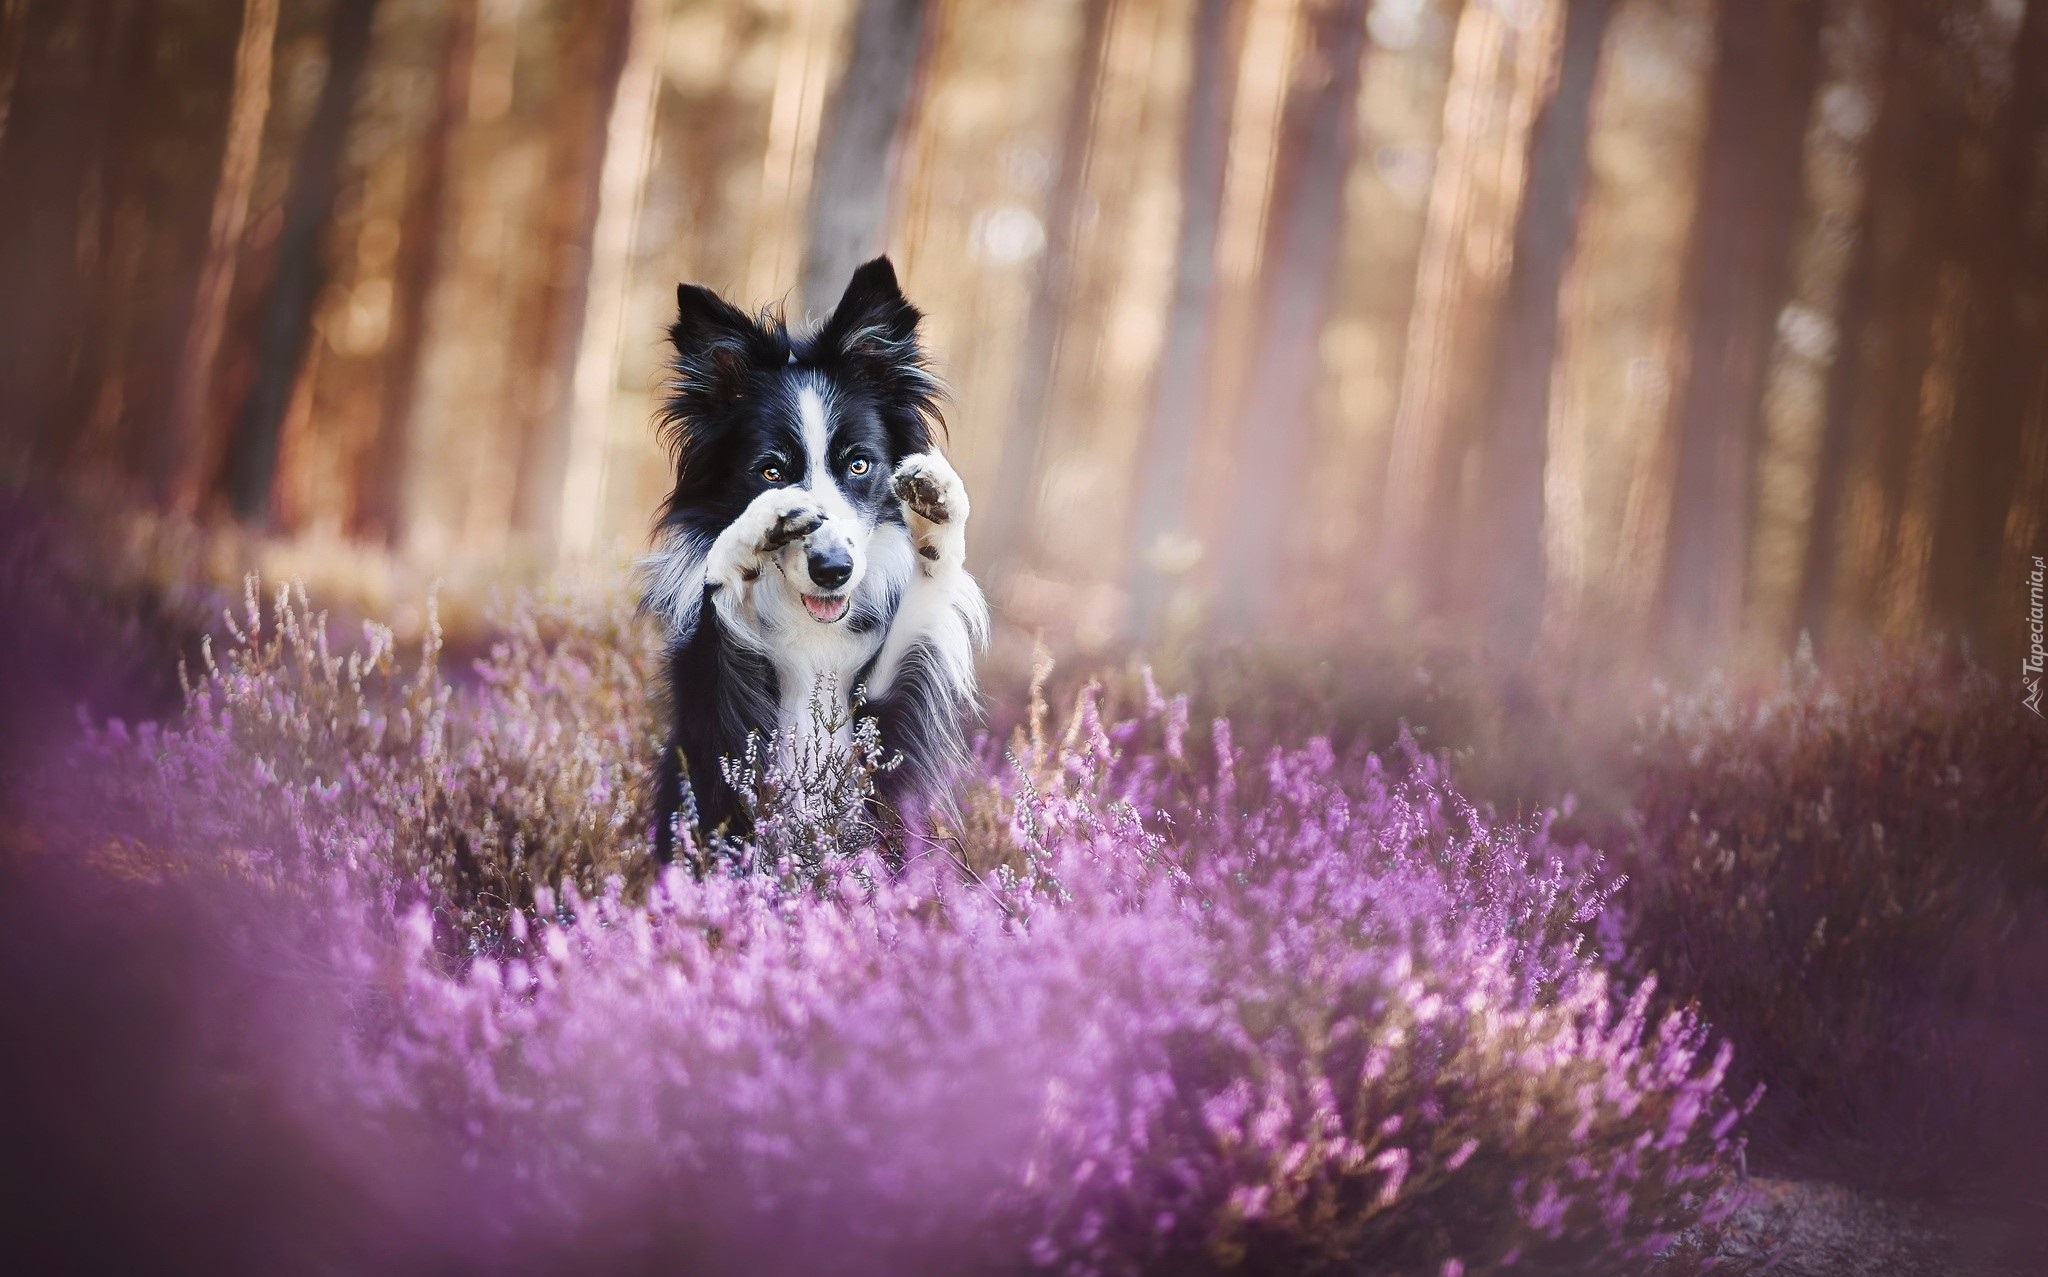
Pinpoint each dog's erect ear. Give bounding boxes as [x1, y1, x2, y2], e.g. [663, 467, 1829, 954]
[819, 258, 920, 353]
[671, 284, 766, 382]
[662, 284, 773, 460]
[671, 283, 777, 399]
[815, 257, 942, 448]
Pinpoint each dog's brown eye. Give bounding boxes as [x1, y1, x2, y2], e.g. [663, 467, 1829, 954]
[848, 457, 871, 476]
[761, 465, 783, 483]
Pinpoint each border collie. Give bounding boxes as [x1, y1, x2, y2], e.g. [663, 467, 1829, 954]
[642, 258, 987, 861]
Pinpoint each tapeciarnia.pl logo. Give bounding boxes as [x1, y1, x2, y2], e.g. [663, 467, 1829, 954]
[2027, 555, 2045, 717]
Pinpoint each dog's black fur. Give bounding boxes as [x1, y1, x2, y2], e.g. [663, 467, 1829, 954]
[644, 259, 986, 861]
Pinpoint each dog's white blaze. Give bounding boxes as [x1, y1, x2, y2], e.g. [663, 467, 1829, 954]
[798, 384, 831, 484]
[795, 380, 862, 532]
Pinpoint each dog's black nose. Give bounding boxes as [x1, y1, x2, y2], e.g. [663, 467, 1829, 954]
[806, 541, 853, 591]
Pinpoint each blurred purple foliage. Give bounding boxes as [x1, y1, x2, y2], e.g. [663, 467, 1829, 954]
[4, 579, 1742, 1275]
[1620, 647, 2048, 1201]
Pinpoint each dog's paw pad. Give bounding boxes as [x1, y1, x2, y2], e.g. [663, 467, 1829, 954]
[764, 499, 825, 550]
[892, 456, 959, 525]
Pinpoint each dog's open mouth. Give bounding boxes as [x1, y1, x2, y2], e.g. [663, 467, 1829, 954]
[802, 593, 850, 623]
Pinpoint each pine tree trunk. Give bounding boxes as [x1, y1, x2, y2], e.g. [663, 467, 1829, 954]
[508, 0, 635, 557]
[0, 0, 31, 151]
[799, 0, 929, 315]
[1926, 0, 2047, 651]
[225, 0, 379, 523]
[1472, 0, 1613, 658]
[0, 1, 136, 483]
[36, 0, 159, 483]
[1796, 1, 1951, 645]
[1379, 0, 1556, 619]
[980, 0, 1117, 588]
[1656, 0, 1824, 660]
[1215, 0, 1370, 631]
[556, 0, 665, 559]
[1127, 0, 1239, 637]
[352, 0, 474, 546]
[166, 0, 278, 512]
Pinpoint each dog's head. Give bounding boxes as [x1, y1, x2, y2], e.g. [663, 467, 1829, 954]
[657, 258, 941, 620]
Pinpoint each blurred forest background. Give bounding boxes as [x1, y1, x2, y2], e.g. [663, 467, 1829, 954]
[0, 0, 2041, 670]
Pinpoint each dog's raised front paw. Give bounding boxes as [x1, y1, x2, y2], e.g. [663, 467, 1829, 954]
[710, 488, 828, 587]
[892, 453, 968, 572]
[892, 453, 967, 527]
[752, 488, 827, 553]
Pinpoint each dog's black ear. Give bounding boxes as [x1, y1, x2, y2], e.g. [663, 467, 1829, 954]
[671, 283, 767, 388]
[663, 284, 773, 457]
[662, 284, 774, 465]
[816, 257, 942, 448]
[819, 258, 919, 350]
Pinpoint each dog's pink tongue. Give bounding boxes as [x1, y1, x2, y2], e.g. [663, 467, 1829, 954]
[803, 594, 849, 622]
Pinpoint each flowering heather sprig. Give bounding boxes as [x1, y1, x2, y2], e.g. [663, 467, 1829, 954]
[48, 581, 1742, 1274]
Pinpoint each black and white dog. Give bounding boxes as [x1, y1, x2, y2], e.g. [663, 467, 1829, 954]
[642, 258, 986, 861]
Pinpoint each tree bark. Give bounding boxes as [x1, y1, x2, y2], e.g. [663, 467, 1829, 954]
[35, 0, 161, 484]
[1796, 1, 1951, 645]
[166, 0, 278, 512]
[556, 0, 665, 558]
[1126, 0, 1239, 637]
[508, 0, 635, 557]
[0, 0, 31, 152]
[1379, 0, 1552, 619]
[1656, 0, 1825, 661]
[1215, 0, 1371, 632]
[1926, 0, 2048, 649]
[798, 0, 929, 316]
[1793, 195, 1874, 646]
[224, 0, 379, 523]
[0, 1, 138, 483]
[352, 0, 474, 546]
[979, 0, 1116, 588]
[1472, 0, 1614, 658]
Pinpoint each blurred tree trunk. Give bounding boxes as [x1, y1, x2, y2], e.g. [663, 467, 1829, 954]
[508, 0, 634, 558]
[36, 0, 157, 484]
[1380, 0, 1554, 621]
[0, 1, 136, 482]
[1473, 0, 1613, 658]
[225, 0, 379, 523]
[1799, 10, 1899, 646]
[1216, 0, 1370, 632]
[980, 0, 1116, 588]
[1127, 0, 1239, 637]
[0, 0, 30, 151]
[1794, 194, 1874, 647]
[1851, 5, 1960, 638]
[557, 0, 665, 558]
[1796, 2, 1949, 646]
[353, 0, 475, 547]
[1656, 0, 1824, 660]
[799, 0, 930, 315]
[166, 0, 278, 513]
[1927, 0, 2047, 652]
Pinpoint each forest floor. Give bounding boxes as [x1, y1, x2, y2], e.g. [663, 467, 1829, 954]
[1690, 1179, 2038, 1277]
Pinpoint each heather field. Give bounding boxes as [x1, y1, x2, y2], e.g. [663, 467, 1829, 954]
[0, 529, 2042, 1277]
[4, 0, 2042, 1270]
